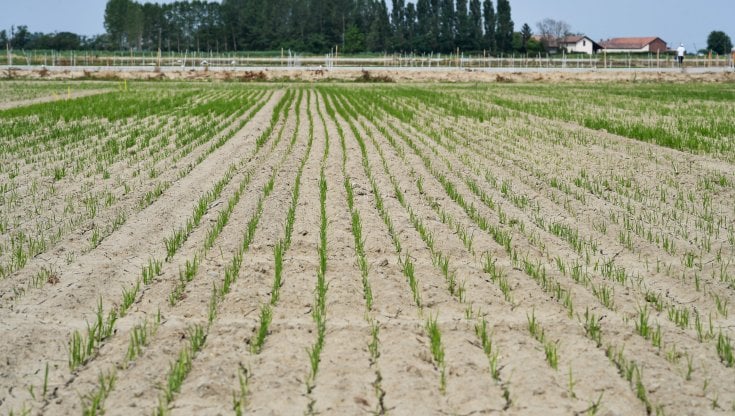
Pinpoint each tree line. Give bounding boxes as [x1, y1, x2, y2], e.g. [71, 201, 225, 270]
[102, 0, 522, 54]
[1, 26, 108, 51]
[5, 0, 732, 55]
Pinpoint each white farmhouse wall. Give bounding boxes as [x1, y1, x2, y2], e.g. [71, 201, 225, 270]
[564, 37, 595, 54]
[603, 47, 647, 53]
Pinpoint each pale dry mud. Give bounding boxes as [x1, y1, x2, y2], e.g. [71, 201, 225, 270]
[52, 91, 289, 414]
[2, 83, 735, 416]
[305, 94, 377, 415]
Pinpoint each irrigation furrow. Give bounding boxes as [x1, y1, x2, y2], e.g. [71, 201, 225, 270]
[456, 92, 735, 258]
[0, 87, 113, 111]
[360, 91, 668, 407]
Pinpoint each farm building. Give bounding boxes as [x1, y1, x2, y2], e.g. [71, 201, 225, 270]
[600, 37, 668, 53]
[562, 36, 602, 54]
[533, 35, 602, 55]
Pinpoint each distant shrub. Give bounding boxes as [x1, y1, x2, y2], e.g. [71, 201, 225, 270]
[239, 71, 268, 82]
[495, 74, 514, 83]
[355, 70, 394, 83]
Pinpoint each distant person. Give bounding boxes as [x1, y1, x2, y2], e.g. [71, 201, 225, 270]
[677, 43, 686, 66]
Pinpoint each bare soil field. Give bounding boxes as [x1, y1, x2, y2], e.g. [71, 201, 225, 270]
[5, 66, 735, 84]
[1, 81, 735, 415]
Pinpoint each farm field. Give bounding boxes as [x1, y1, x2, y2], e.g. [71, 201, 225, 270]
[1, 80, 735, 415]
[0, 81, 114, 110]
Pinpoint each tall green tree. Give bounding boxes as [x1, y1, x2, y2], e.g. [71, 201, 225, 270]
[455, 0, 469, 50]
[286, 0, 309, 49]
[126, 0, 141, 48]
[140, 2, 164, 50]
[525, 37, 543, 54]
[391, 0, 407, 51]
[104, 0, 127, 48]
[482, 0, 496, 53]
[9, 25, 31, 49]
[468, 0, 483, 51]
[222, 0, 255, 50]
[519, 23, 532, 53]
[104, 0, 143, 49]
[366, 0, 390, 51]
[30, 32, 82, 50]
[415, 0, 435, 52]
[102, 0, 521, 54]
[495, 0, 513, 53]
[405, 2, 417, 50]
[707, 30, 733, 55]
[343, 23, 365, 53]
[438, 0, 455, 52]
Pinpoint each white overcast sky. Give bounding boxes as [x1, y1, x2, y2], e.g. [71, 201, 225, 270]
[0, 0, 732, 52]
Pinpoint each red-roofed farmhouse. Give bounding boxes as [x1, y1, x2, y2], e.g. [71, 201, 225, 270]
[600, 37, 668, 53]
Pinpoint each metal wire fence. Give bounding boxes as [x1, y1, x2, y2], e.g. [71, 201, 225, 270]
[2, 50, 734, 70]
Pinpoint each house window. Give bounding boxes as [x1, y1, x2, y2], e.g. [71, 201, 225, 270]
[583, 40, 586, 46]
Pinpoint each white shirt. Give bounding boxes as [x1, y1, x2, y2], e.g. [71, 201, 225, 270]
[677, 46, 685, 57]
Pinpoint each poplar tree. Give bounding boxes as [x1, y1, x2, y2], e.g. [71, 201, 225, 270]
[391, 0, 407, 51]
[104, 0, 143, 49]
[482, 0, 496, 53]
[366, 0, 390, 51]
[100, 0, 519, 54]
[495, 0, 513, 53]
[468, 0, 483, 51]
[455, 0, 469, 50]
[438, 0, 455, 52]
[405, 2, 417, 49]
